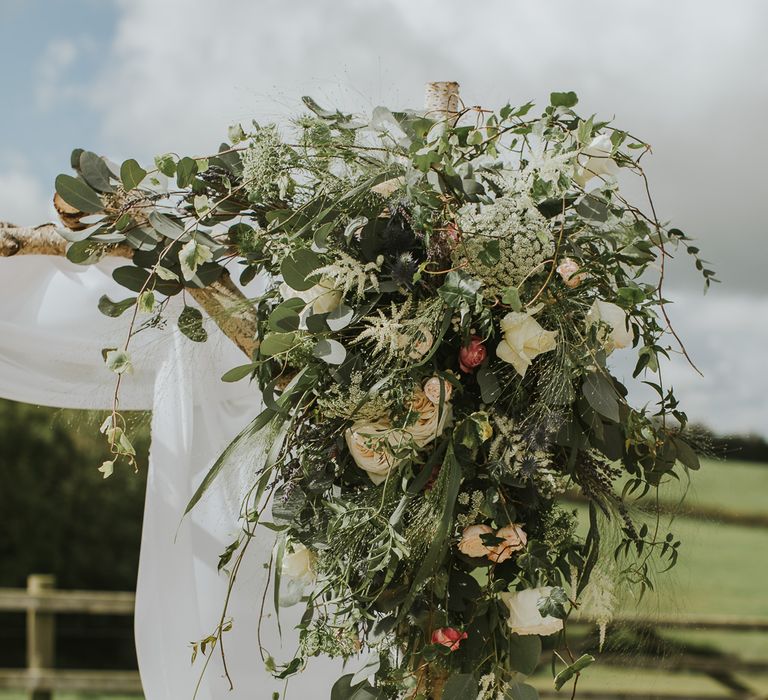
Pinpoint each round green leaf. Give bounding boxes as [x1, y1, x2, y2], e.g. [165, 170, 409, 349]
[280, 249, 322, 291]
[79, 151, 115, 193]
[268, 298, 305, 332]
[55, 174, 104, 213]
[97, 295, 137, 318]
[120, 159, 147, 191]
[260, 332, 298, 357]
[313, 339, 346, 365]
[178, 306, 208, 343]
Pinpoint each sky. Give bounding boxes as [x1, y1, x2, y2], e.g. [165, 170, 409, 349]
[0, 0, 766, 436]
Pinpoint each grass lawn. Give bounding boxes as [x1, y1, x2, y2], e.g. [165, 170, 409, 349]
[538, 457, 768, 695]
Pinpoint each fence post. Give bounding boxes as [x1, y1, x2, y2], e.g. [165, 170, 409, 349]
[26, 574, 55, 700]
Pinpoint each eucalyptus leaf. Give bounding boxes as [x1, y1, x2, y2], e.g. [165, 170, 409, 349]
[120, 159, 147, 191]
[313, 339, 346, 365]
[442, 674, 477, 700]
[178, 306, 208, 342]
[281, 249, 322, 291]
[582, 372, 620, 422]
[55, 174, 103, 213]
[79, 151, 115, 193]
[221, 364, 258, 383]
[97, 295, 136, 318]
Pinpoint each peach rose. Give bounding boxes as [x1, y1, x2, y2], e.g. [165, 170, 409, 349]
[406, 387, 450, 447]
[423, 376, 453, 405]
[345, 421, 407, 485]
[556, 258, 585, 288]
[457, 524, 494, 558]
[488, 524, 527, 563]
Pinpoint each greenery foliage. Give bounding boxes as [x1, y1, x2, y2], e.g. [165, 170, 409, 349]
[52, 90, 715, 698]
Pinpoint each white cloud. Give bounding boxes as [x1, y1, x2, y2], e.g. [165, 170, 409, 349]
[0, 163, 51, 226]
[77, 0, 767, 434]
[36, 38, 79, 109]
[613, 289, 768, 436]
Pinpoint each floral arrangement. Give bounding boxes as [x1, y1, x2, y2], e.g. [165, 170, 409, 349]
[53, 87, 714, 699]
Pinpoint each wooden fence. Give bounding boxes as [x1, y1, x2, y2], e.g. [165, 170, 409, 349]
[0, 575, 141, 699]
[1, 576, 767, 699]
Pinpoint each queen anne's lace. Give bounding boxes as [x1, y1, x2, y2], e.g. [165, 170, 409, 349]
[453, 185, 555, 295]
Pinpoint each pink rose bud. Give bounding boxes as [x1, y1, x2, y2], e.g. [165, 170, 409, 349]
[459, 335, 487, 373]
[556, 258, 585, 288]
[431, 627, 468, 651]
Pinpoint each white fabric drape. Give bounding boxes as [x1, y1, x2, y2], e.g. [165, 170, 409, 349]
[0, 256, 340, 698]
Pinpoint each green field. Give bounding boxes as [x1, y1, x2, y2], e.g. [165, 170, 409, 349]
[2, 458, 766, 699]
[532, 457, 768, 696]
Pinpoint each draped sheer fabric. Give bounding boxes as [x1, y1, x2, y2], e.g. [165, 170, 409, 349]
[0, 256, 339, 698]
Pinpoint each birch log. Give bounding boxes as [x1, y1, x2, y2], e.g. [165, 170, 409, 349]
[0, 221, 259, 358]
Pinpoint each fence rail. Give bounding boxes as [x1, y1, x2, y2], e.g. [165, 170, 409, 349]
[0, 575, 140, 699]
[2, 576, 768, 699]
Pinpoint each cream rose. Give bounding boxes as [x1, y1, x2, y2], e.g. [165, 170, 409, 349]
[345, 421, 406, 485]
[574, 134, 619, 187]
[488, 524, 528, 563]
[500, 587, 564, 636]
[586, 300, 634, 353]
[423, 376, 453, 405]
[397, 326, 434, 360]
[406, 388, 450, 447]
[496, 307, 558, 377]
[457, 524, 494, 558]
[279, 542, 316, 607]
[279, 278, 342, 315]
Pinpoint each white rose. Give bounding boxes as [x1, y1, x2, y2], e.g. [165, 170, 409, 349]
[586, 300, 634, 353]
[345, 421, 406, 485]
[406, 388, 450, 447]
[280, 542, 316, 607]
[496, 307, 558, 378]
[574, 134, 618, 187]
[279, 278, 342, 315]
[500, 587, 564, 636]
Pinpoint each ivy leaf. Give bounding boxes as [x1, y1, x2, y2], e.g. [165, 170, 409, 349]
[120, 159, 147, 191]
[437, 270, 481, 308]
[536, 586, 569, 620]
[97, 460, 114, 479]
[478, 239, 500, 266]
[178, 306, 208, 342]
[477, 365, 501, 403]
[105, 349, 132, 374]
[54, 174, 103, 213]
[193, 194, 211, 217]
[582, 372, 620, 422]
[179, 239, 214, 281]
[97, 294, 136, 318]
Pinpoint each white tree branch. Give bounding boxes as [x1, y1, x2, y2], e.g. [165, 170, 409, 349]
[0, 221, 258, 358]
